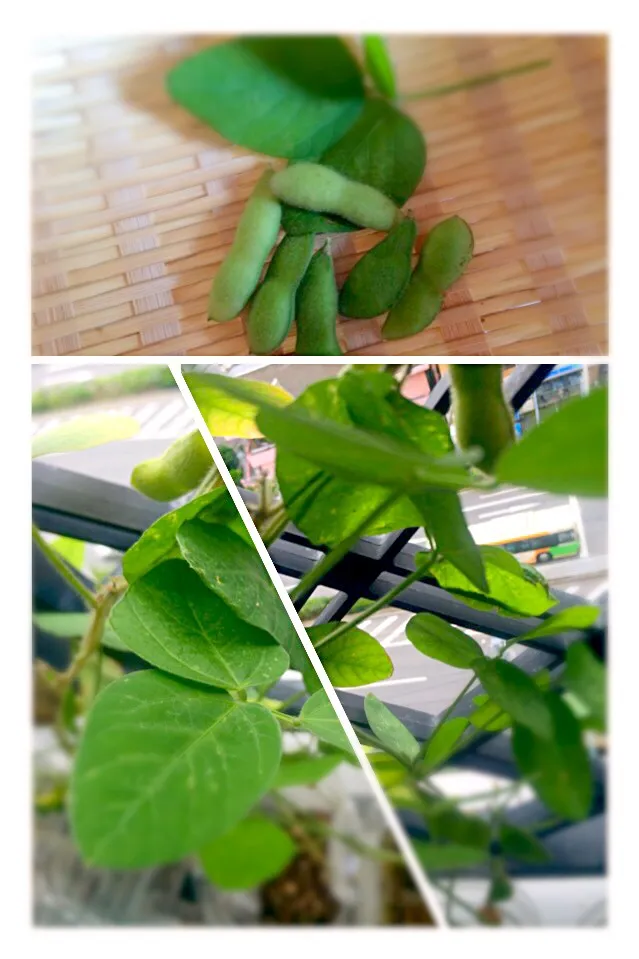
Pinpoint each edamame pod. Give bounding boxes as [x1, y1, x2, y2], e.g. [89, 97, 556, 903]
[270, 163, 398, 233]
[339, 216, 416, 318]
[246, 234, 315, 355]
[131, 430, 213, 502]
[449, 364, 514, 473]
[208, 170, 281, 323]
[383, 215, 473, 340]
[294, 245, 343, 356]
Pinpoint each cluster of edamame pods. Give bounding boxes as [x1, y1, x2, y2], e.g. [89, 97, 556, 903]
[207, 164, 474, 355]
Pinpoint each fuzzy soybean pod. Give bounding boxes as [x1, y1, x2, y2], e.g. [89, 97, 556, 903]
[294, 246, 343, 356]
[246, 234, 315, 355]
[207, 170, 282, 323]
[270, 163, 398, 233]
[130, 430, 213, 502]
[339, 216, 416, 318]
[382, 216, 474, 340]
[450, 364, 515, 474]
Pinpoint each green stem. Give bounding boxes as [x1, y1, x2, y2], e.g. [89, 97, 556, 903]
[401, 58, 552, 102]
[277, 689, 306, 712]
[419, 674, 477, 760]
[194, 465, 223, 498]
[430, 878, 487, 925]
[272, 710, 301, 727]
[32, 523, 96, 610]
[56, 579, 123, 691]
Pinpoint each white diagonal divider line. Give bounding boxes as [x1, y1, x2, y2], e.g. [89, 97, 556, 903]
[170, 363, 447, 929]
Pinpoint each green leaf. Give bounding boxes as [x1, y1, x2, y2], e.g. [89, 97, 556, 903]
[412, 491, 488, 593]
[122, 488, 246, 584]
[512, 692, 593, 820]
[426, 807, 491, 850]
[199, 815, 297, 890]
[473, 659, 552, 739]
[363, 36, 397, 99]
[49, 536, 85, 571]
[489, 863, 514, 903]
[167, 37, 365, 160]
[468, 694, 511, 732]
[414, 842, 489, 871]
[517, 605, 600, 643]
[184, 372, 292, 439]
[405, 613, 484, 669]
[499, 824, 550, 864]
[272, 752, 343, 789]
[363, 693, 420, 765]
[421, 717, 469, 770]
[307, 623, 393, 687]
[70, 670, 282, 868]
[111, 560, 289, 690]
[299, 690, 354, 755]
[32, 414, 139, 458]
[563, 642, 606, 732]
[282, 98, 425, 234]
[425, 545, 557, 617]
[366, 751, 408, 788]
[496, 388, 608, 497]
[177, 519, 306, 671]
[33, 611, 129, 653]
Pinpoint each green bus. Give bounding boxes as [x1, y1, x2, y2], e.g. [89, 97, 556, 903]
[469, 505, 581, 565]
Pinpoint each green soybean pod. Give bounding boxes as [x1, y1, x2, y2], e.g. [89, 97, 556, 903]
[246, 234, 315, 355]
[270, 163, 398, 233]
[130, 430, 213, 502]
[339, 215, 416, 318]
[294, 245, 343, 356]
[207, 170, 282, 323]
[449, 364, 515, 473]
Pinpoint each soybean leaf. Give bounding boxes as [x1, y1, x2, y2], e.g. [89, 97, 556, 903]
[367, 751, 409, 788]
[111, 560, 289, 690]
[363, 36, 397, 99]
[167, 37, 365, 160]
[517, 605, 600, 643]
[364, 693, 420, 765]
[32, 414, 139, 458]
[563, 642, 606, 732]
[122, 488, 247, 584]
[426, 806, 492, 850]
[33, 611, 129, 653]
[177, 519, 306, 671]
[299, 690, 354, 755]
[473, 659, 552, 739]
[499, 824, 550, 864]
[199, 816, 297, 890]
[282, 98, 425, 234]
[414, 842, 489, 871]
[421, 717, 469, 770]
[307, 623, 393, 687]
[405, 613, 484, 669]
[489, 864, 514, 903]
[184, 372, 292, 439]
[272, 752, 343, 789]
[496, 388, 607, 497]
[49, 536, 85, 571]
[70, 670, 282, 868]
[468, 694, 511, 733]
[512, 692, 593, 820]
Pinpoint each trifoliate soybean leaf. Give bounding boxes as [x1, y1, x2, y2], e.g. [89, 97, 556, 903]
[363, 36, 397, 99]
[272, 752, 343, 789]
[282, 98, 425, 234]
[177, 519, 306, 671]
[496, 388, 607, 497]
[367, 751, 409, 788]
[33, 611, 129, 653]
[199, 815, 296, 890]
[499, 824, 550, 864]
[473, 659, 552, 739]
[563, 642, 606, 732]
[184, 373, 292, 439]
[364, 693, 420, 765]
[308, 623, 393, 687]
[70, 670, 282, 868]
[167, 37, 365, 161]
[512, 692, 593, 820]
[414, 842, 489, 871]
[405, 613, 484, 669]
[427, 807, 491, 850]
[32, 414, 139, 458]
[111, 560, 289, 690]
[517, 605, 600, 643]
[299, 690, 355, 755]
[421, 717, 469, 770]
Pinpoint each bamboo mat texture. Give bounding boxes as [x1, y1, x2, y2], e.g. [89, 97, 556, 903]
[32, 35, 607, 357]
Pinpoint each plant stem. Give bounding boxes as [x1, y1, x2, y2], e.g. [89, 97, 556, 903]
[419, 674, 477, 760]
[32, 523, 96, 610]
[55, 578, 124, 692]
[194, 465, 224, 498]
[289, 492, 400, 608]
[401, 59, 551, 102]
[430, 878, 486, 925]
[277, 689, 306, 712]
[272, 709, 301, 727]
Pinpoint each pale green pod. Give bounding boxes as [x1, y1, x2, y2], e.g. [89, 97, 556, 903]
[382, 276, 443, 340]
[339, 215, 416, 318]
[450, 364, 514, 473]
[208, 170, 282, 323]
[270, 163, 398, 232]
[294, 246, 343, 356]
[246, 234, 315, 355]
[131, 431, 213, 502]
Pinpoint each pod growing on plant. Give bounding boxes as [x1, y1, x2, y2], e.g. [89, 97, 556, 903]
[130, 430, 213, 501]
[449, 364, 515, 473]
[294, 244, 343, 356]
[246, 234, 315, 355]
[339, 216, 417, 319]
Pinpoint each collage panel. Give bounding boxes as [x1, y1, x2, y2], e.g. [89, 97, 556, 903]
[31, 363, 439, 927]
[179, 360, 608, 926]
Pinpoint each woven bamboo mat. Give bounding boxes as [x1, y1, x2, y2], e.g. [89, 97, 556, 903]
[32, 35, 607, 357]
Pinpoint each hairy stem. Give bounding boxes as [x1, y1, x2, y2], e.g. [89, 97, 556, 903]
[32, 524, 96, 610]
